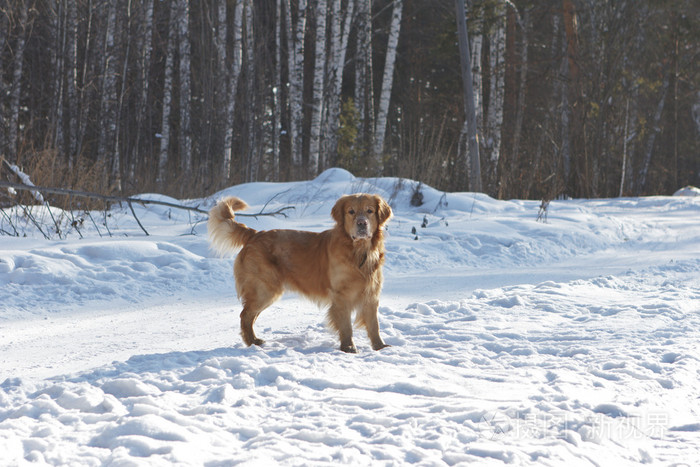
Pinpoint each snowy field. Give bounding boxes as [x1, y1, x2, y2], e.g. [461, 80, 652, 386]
[1, 169, 699, 466]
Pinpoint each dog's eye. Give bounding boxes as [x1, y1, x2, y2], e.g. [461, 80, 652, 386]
[348, 209, 355, 215]
[367, 208, 374, 214]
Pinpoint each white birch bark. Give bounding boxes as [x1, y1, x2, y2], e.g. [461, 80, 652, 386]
[214, 0, 227, 181]
[244, 0, 257, 182]
[50, 1, 65, 153]
[222, 0, 244, 182]
[215, 0, 227, 102]
[619, 98, 630, 197]
[322, 0, 355, 169]
[177, 0, 193, 175]
[470, 18, 483, 140]
[272, 0, 282, 180]
[77, 0, 96, 161]
[287, 0, 307, 177]
[511, 8, 528, 171]
[130, 0, 153, 181]
[485, 6, 505, 188]
[97, 0, 119, 182]
[66, 0, 79, 168]
[0, 10, 8, 157]
[372, 0, 403, 169]
[693, 91, 700, 137]
[455, 0, 482, 192]
[559, 16, 572, 183]
[354, 0, 374, 153]
[7, 2, 29, 161]
[638, 70, 671, 194]
[308, 0, 328, 176]
[157, 2, 178, 186]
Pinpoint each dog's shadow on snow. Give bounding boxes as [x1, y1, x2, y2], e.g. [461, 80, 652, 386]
[60, 337, 344, 386]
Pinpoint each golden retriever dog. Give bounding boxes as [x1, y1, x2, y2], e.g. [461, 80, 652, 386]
[208, 194, 392, 353]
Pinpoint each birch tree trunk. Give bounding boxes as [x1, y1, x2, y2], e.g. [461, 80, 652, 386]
[308, 0, 328, 177]
[0, 9, 8, 158]
[455, 0, 482, 192]
[556, 11, 572, 191]
[322, 0, 355, 169]
[66, 0, 79, 168]
[288, 0, 307, 178]
[470, 16, 483, 143]
[619, 98, 630, 197]
[222, 0, 244, 184]
[157, 1, 178, 186]
[638, 70, 671, 194]
[49, 1, 65, 154]
[272, 0, 282, 180]
[510, 8, 528, 183]
[485, 5, 505, 195]
[97, 0, 119, 186]
[213, 0, 227, 183]
[354, 0, 374, 161]
[7, 2, 29, 162]
[372, 0, 403, 171]
[130, 0, 153, 181]
[77, 0, 96, 161]
[177, 0, 193, 176]
[244, 0, 257, 182]
[561, 0, 579, 192]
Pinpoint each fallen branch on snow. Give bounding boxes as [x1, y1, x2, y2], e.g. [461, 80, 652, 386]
[0, 180, 295, 237]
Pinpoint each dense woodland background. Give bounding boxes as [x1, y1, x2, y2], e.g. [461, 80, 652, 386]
[0, 0, 698, 204]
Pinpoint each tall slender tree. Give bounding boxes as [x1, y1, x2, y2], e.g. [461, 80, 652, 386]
[243, 0, 256, 182]
[222, 0, 244, 184]
[157, 1, 178, 186]
[177, 0, 193, 177]
[65, 0, 79, 169]
[97, 0, 119, 186]
[287, 0, 307, 178]
[354, 0, 374, 163]
[455, 0, 482, 192]
[7, 2, 29, 162]
[308, 0, 328, 176]
[322, 0, 355, 170]
[372, 0, 403, 170]
[484, 3, 505, 195]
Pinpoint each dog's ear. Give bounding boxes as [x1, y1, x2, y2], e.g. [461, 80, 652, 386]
[375, 196, 393, 226]
[331, 197, 347, 226]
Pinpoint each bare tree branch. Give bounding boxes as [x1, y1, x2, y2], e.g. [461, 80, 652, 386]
[0, 181, 295, 219]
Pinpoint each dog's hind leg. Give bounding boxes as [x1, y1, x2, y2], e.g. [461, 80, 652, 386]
[238, 286, 281, 347]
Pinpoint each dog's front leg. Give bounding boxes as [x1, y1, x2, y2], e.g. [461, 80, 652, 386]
[360, 299, 389, 351]
[327, 303, 356, 353]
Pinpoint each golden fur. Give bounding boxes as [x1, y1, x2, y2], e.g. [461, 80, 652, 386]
[208, 194, 392, 353]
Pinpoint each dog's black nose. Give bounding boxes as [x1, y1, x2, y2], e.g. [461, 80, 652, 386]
[357, 218, 368, 228]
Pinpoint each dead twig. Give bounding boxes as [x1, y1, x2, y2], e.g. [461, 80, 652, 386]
[0, 181, 294, 219]
[0, 180, 209, 214]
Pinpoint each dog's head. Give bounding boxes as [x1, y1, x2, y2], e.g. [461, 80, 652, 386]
[331, 194, 392, 241]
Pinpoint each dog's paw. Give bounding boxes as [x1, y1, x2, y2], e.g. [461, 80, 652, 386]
[251, 338, 265, 347]
[372, 343, 391, 351]
[340, 343, 358, 353]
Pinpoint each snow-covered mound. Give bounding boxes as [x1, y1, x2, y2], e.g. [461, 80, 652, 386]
[1, 169, 700, 465]
[673, 185, 700, 196]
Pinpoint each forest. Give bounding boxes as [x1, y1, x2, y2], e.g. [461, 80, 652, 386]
[0, 0, 698, 203]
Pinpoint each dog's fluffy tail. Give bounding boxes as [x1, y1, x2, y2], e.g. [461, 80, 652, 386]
[208, 197, 257, 256]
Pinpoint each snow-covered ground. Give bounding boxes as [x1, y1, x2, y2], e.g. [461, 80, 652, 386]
[1, 168, 699, 466]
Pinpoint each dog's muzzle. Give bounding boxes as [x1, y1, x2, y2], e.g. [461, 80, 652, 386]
[354, 216, 370, 239]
